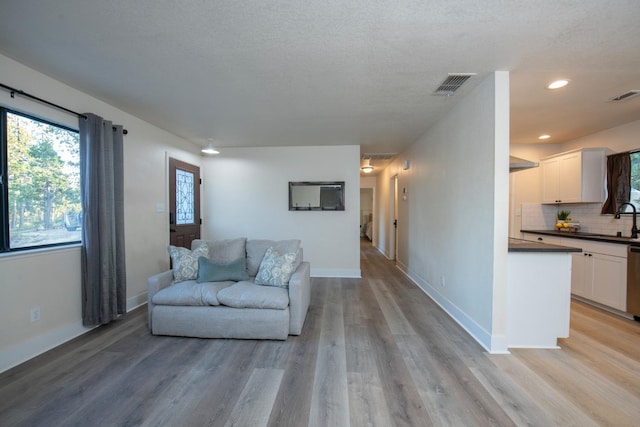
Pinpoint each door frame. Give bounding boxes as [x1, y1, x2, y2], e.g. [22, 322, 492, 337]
[168, 157, 201, 249]
[389, 174, 398, 261]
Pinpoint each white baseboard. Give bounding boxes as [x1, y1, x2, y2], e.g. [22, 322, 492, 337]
[1, 293, 147, 374]
[311, 268, 361, 278]
[0, 320, 94, 374]
[395, 263, 509, 354]
[127, 292, 148, 311]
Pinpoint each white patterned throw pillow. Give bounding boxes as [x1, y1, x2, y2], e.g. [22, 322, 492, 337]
[168, 244, 209, 282]
[255, 247, 298, 289]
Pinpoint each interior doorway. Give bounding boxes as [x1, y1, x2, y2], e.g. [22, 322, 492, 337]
[360, 188, 374, 241]
[168, 157, 201, 249]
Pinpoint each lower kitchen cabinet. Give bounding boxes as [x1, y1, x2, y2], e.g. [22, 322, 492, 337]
[570, 252, 590, 298]
[571, 249, 627, 311]
[522, 232, 563, 245]
[523, 232, 628, 312]
[591, 252, 627, 310]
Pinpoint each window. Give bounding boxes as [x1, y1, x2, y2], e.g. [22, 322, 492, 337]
[631, 151, 640, 210]
[1, 108, 81, 251]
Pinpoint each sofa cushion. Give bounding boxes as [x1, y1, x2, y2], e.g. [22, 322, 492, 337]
[192, 237, 246, 264]
[255, 247, 298, 288]
[152, 280, 235, 306]
[197, 256, 249, 283]
[246, 239, 301, 276]
[216, 281, 289, 310]
[168, 245, 209, 282]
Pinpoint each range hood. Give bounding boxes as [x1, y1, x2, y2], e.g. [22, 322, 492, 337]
[509, 155, 539, 172]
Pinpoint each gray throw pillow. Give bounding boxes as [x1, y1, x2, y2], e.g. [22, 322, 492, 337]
[254, 247, 298, 288]
[192, 237, 247, 264]
[197, 257, 249, 283]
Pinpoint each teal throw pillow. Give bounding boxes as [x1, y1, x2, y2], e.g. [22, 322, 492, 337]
[197, 257, 249, 283]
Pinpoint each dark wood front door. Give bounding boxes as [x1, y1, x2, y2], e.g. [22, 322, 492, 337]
[169, 158, 201, 249]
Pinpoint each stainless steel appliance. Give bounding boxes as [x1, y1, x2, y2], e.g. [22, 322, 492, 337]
[628, 246, 640, 319]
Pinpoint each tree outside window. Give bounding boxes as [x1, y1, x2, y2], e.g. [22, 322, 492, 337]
[4, 111, 80, 250]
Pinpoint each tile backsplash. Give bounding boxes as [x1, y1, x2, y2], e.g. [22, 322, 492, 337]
[521, 202, 635, 237]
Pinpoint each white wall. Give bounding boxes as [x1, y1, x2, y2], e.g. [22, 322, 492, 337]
[201, 145, 361, 278]
[0, 54, 200, 372]
[375, 72, 510, 352]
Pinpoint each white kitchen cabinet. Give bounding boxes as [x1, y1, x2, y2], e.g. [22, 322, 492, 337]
[591, 252, 627, 311]
[522, 232, 563, 245]
[568, 241, 627, 311]
[570, 252, 590, 298]
[523, 232, 628, 311]
[540, 148, 607, 204]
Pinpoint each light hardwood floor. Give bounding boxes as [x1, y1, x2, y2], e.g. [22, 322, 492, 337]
[1, 240, 639, 426]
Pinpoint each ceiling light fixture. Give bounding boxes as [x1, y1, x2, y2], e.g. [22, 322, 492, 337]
[538, 134, 551, 140]
[201, 139, 220, 155]
[546, 79, 569, 90]
[361, 159, 374, 173]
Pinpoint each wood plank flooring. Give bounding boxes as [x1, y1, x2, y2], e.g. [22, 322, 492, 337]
[2, 240, 640, 426]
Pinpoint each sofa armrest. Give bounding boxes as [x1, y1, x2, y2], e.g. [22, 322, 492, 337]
[288, 261, 310, 335]
[147, 270, 173, 329]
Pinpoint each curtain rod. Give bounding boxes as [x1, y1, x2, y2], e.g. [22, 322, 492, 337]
[0, 82, 128, 134]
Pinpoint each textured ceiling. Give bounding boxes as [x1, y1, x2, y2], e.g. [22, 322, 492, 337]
[0, 0, 639, 165]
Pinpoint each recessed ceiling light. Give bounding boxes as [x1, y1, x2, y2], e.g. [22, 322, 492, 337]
[547, 79, 569, 90]
[538, 134, 551, 140]
[202, 139, 220, 155]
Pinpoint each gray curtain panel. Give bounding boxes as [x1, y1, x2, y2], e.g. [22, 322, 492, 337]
[601, 152, 631, 215]
[79, 113, 126, 326]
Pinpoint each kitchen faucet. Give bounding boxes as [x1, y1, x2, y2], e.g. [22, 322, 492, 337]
[615, 202, 638, 239]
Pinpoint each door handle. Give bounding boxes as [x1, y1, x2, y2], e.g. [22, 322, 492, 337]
[169, 212, 175, 225]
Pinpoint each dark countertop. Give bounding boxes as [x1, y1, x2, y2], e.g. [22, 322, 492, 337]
[522, 229, 640, 246]
[508, 238, 582, 253]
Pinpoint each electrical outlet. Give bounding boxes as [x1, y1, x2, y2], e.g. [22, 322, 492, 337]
[440, 276, 446, 287]
[30, 307, 41, 322]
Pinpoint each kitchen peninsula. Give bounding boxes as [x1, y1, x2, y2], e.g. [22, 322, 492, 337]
[507, 238, 581, 349]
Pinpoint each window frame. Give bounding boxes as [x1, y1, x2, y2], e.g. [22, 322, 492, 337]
[0, 107, 81, 253]
[630, 150, 640, 211]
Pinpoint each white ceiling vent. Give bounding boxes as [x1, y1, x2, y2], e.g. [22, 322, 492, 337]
[432, 73, 476, 96]
[609, 90, 640, 102]
[362, 153, 397, 161]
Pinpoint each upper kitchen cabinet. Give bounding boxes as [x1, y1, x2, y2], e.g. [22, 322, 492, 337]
[540, 148, 608, 204]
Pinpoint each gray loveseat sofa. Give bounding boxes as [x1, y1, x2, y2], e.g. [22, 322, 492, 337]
[147, 238, 310, 340]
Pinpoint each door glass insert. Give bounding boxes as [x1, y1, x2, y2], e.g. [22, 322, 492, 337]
[175, 169, 195, 224]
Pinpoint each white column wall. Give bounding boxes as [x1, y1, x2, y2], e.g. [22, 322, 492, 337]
[375, 72, 510, 352]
